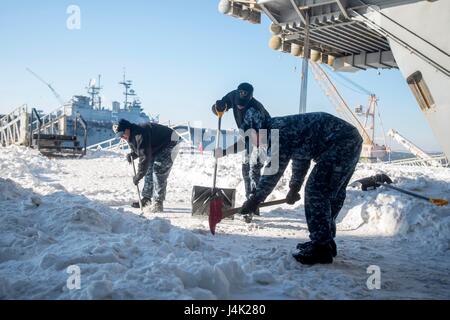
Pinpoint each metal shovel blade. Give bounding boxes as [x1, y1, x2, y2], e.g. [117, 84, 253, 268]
[209, 196, 224, 235]
[351, 173, 393, 191]
[191, 186, 236, 217]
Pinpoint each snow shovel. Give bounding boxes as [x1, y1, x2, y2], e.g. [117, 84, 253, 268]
[131, 159, 144, 216]
[209, 198, 288, 235]
[353, 174, 448, 207]
[191, 111, 236, 221]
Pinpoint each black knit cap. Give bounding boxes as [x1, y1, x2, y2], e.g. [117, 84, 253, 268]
[237, 83, 254, 107]
[113, 119, 132, 136]
[237, 83, 254, 95]
[116, 119, 132, 132]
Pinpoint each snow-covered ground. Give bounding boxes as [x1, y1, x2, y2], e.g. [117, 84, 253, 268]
[0, 145, 449, 299]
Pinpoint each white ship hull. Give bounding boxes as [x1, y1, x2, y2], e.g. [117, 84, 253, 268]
[375, 1, 450, 157]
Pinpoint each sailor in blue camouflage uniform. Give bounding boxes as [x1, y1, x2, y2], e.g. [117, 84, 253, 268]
[212, 83, 271, 215]
[239, 109, 363, 265]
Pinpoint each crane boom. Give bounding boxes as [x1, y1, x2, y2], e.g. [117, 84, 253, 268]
[26, 68, 65, 106]
[310, 61, 372, 143]
[388, 129, 441, 167]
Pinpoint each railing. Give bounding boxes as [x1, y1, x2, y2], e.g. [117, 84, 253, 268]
[87, 137, 120, 151]
[384, 154, 449, 167]
[29, 108, 87, 155]
[76, 113, 88, 155]
[0, 104, 27, 126]
[29, 108, 43, 150]
[86, 121, 227, 156]
[178, 142, 212, 155]
[172, 124, 192, 144]
[30, 105, 69, 136]
[88, 137, 210, 156]
[87, 137, 129, 152]
[87, 122, 194, 152]
[0, 105, 29, 147]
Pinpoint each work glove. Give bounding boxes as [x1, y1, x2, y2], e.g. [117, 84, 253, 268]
[214, 100, 228, 113]
[133, 175, 141, 186]
[213, 147, 226, 159]
[286, 188, 301, 205]
[240, 197, 259, 216]
[126, 153, 134, 164]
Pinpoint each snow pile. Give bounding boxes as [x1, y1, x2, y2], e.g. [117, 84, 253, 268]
[1, 145, 449, 299]
[0, 147, 262, 299]
[0, 176, 256, 299]
[339, 165, 450, 250]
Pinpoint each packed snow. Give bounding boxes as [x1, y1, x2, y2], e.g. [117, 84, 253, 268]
[0, 145, 449, 299]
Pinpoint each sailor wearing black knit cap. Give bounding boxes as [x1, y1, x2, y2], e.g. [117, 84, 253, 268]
[211, 83, 272, 216]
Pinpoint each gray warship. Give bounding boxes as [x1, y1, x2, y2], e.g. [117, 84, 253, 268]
[65, 74, 152, 146]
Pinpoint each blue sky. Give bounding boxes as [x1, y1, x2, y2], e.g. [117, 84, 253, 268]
[0, 0, 441, 151]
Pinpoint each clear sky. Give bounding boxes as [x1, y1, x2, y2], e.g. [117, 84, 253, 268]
[0, 0, 441, 152]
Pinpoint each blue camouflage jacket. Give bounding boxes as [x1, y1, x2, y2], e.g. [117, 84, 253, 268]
[247, 111, 362, 202]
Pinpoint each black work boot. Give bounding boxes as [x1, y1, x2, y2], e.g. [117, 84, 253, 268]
[132, 197, 151, 208]
[243, 214, 253, 223]
[242, 208, 260, 223]
[293, 242, 334, 265]
[296, 239, 337, 258]
[150, 201, 164, 213]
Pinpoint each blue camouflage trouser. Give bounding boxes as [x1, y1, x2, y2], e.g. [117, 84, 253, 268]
[242, 147, 265, 199]
[142, 141, 180, 202]
[304, 135, 363, 245]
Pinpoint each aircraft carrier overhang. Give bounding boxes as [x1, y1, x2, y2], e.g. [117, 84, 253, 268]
[218, 0, 450, 160]
[218, 0, 430, 72]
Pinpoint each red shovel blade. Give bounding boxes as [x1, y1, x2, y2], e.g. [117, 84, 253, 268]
[209, 197, 224, 235]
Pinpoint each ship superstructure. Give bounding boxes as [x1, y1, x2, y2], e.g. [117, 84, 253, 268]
[0, 73, 152, 153]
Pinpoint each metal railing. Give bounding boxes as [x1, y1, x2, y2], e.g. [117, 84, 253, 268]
[178, 142, 212, 155]
[29, 108, 43, 150]
[30, 105, 69, 136]
[87, 137, 210, 157]
[86, 121, 232, 157]
[29, 107, 87, 155]
[0, 105, 29, 147]
[384, 154, 449, 167]
[76, 113, 88, 155]
[87, 122, 194, 152]
[87, 137, 129, 152]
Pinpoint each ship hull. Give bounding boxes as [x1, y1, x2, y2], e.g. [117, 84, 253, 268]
[377, 1, 450, 157]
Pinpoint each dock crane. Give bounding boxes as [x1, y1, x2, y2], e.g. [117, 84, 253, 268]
[26, 68, 65, 106]
[310, 61, 389, 162]
[388, 129, 441, 167]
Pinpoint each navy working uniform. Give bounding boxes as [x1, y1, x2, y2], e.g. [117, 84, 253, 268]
[241, 110, 363, 265]
[212, 83, 271, 202]
[118, 119, 180, 212]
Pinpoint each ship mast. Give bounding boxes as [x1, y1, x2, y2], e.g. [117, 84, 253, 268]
[119, 71, 136, 111]
[86, 75, 102, 110]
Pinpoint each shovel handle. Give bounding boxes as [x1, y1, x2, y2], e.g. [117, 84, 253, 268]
[212, 114, 223, 190]
[132, 160, 144, 216]
[381, 183, 448, 206]
[222, 199, 287, 219]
